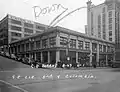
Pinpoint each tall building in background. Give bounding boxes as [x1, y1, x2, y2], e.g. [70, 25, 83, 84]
[86, 0, 116, 42]
[0, 14, 48, 51]
[86, 0, 120, 61]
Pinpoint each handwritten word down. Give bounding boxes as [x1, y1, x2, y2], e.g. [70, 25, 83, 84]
[33, 4, 67, 18]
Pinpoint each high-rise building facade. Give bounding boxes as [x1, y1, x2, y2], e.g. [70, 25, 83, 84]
[86, 0, 118, 42]
[86, 0, 120, 61]
[0, 14, 48, 50]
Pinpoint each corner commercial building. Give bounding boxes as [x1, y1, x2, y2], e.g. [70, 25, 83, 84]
[9, 26, 114, 67]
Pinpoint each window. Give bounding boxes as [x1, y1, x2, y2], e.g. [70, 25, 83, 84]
[11, 32, 21, 37]
[92, 43, 97, 52]
[36, 41, 41, 49]
[24, 34, 30, 37]
[109, 24, 112, 30]
[109, 18, 112, 24]
[109, 31, 112, 36]
[98, 14, 101, 38]
[108, 11, 112, 17]
[78, 40, 83, 49]
[60, 37, 67, 47]
[24, 28, 33, 33]
[107, 46, 110, 52]
[30, 42, 34, 50]
[11, 38, 18, 41]
[26, 43, 29, 51]
[107, 4, 113, 10]
[85, 42, 90, 50]
[11, 25, 22, 31]
[24, 23, 33, 28]
[49, 37, 56, 47]
[91, 12, 94, 36]
[102, 7, 105, 13]
[109, 37, 112, 41]
[99, 44, 102, 52]
[70, 39, 76, 48]
[10, 19, 21, 25]
[36, 25, 45, 30]
[42, 39, 48, 48]
[103, 45, 106, 52]
[36, 31, 42, 33]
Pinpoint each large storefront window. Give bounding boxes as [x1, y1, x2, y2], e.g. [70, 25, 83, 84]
[42, 39, 48, 48]
[30, 42, 34, 50]
[70, 39, 76, 48]
[36, 52, 41, 61]
[49, 37, 56, 47]
[36, 41, 41, 49]
[60, 37, 67, 47]
[103, 45, 106, 52]
[85, 42, 90, 50]
[26, 43, 29, 51]
[78, 40, 83, 49]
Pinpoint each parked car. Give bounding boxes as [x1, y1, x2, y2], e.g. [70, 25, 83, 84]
[31, 60, 42, 68]
[10, 54, 17, 60]
[22, 57, 35, 65]
[5, 52, 11, 58]
[0, 51, 4, 56]
[16, 56, 23, 62]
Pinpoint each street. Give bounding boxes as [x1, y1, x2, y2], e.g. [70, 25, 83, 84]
[0, 56, 120, 92]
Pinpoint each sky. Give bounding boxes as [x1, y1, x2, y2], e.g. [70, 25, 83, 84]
[0, 0, 105, 33]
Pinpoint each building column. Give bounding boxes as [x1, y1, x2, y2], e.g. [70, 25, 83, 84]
[48, 51, 50, 63]
[56, 50, 60, 64]
[56, 33, 60, 47]
[76, 52, 78, 63]
[106, 46, 108, 66]
[34, 52, 36, 61]
[89, 41, 92, 66]
[97, 43, 99, 67]
[41, 52, 43, 62]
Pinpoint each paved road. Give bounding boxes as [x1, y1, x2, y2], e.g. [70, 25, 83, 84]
[0, 56, 120, 92]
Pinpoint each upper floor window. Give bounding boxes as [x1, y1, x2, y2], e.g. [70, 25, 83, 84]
[78, 40, 83, 49]
[42, 39, 48, 48]
[109, 37, 112, 41]
[10, 19, 22, 25]
[24, 28, 33, 33]
[24, 23, 33, 28]
[60, 37, 67, 47]
[109, 24, 112, 30]
[70, 39, 76, 48]
[85, 42, 90, 50]
[109, 18, 112, 24]
[109, 31, 112, 36]
[108, 11, 112, 17]
[102, 7, 105, 13]
[10, 25, 22, 31]
[36, 25, 45, 30]
[11, 32, 21, 37]
[49, 37, 56, 47]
